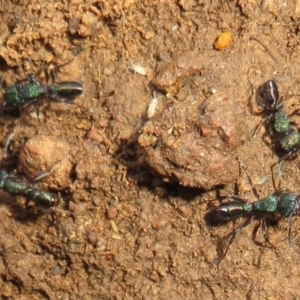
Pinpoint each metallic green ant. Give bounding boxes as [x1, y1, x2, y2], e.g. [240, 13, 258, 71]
[208, 160, 300, 263]
[0, 168, 60, 209]
[258, 80, 300, 161]
[1, 76, 83, 120]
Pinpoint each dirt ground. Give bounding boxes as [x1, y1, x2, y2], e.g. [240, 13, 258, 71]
[1, 0, 300, 299]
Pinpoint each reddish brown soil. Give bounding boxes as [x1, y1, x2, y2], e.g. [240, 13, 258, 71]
[1, 1, 300, 299]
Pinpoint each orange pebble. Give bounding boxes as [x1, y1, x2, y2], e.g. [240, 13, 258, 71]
[214, 31, 232, 50]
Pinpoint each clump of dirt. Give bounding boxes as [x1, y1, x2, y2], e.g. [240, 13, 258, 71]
[1, 1, 300, 299]
[139, 91, 247, 189]
[18, 135, 72, 190]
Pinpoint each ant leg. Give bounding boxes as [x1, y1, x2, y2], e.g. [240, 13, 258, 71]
[217, 217, 253, 263]
[19, 99, 42, 124]
[50, 95, 75, 104]
[246, 72, 255, 114]
[32, 157, 68, 182]
[0, 78, 6, 114]
[278, 145, 300, 163]
[271, 161, 282, 189]
[1, 101, 6, 115]
[36, 106, 41, 124]
[246, 69, 264, 119]
[229, 195, 248, 202]
[289, 121, 299, 128]
[271, 187, 287, 197]
[48, 58, 75, 83]
[253, 113, 273, 138]
[0, 78, 4, 93]
[35, 193, 76, 220]
[34, 99, 44, 125]
[288, 108, 300, 118]
[253, 120, 264, 138]
[252, 220, 261, 245]
[237, 158, 260, 200]
[272, 144, 300, 188]
[261, 218, 275, 248]
[25, 75, 41, 86]
[3, 131, 15, 158]
[287, 213, 294, 248]
[252, 219, 274, 248]
[23, 197, 31, 209]
[20, 98, 38, 109]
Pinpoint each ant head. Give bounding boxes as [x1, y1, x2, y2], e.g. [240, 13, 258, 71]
[258, 80, 280, 111]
